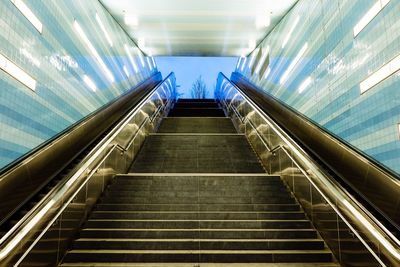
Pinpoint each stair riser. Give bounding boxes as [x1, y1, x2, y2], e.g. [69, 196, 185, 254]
[79, 230, 318, 239]
[63, 252, 332, 263]
[73, 241, 325, 250]
[99, 197, 295, 204]
[95, 204, 301, 211]
[84, 221, 312, 229]
[90, 212, 306, 220]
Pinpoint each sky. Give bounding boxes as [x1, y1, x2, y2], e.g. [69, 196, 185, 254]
[155, 56, 237, 98]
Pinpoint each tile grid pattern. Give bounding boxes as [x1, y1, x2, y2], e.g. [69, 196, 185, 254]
[0, 0, 156, 169]
[237, 0, 400, 174]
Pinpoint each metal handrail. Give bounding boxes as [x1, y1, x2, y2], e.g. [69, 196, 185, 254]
[219, 75, 400, 266]
[0, 72, 175, 264]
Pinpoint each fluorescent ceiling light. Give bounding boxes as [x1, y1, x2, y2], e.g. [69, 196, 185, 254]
[280, 42, 308, 84]
[256, 16, 270, 29]
[73, 20, 115, 82]
[124, 44, 138, 73]
[10, 0, 43, 33]
[83, 75, 97, 91]
[353, 0, 391, 37]
[95, 13, 113, 47]
[255, 46, 270, 74]
[282, 16, 299, 49]
[123, 65, 130, 77]
[248, 39, 256, 50]
[360, 53, 400, 94]
[125, 15, 138, 26]
[298, 76, 312, 93]
[0, 53, 36, 91]
[240, 57, 247, 71]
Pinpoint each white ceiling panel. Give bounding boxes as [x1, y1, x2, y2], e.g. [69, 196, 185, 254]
[100, 0, 297, 56]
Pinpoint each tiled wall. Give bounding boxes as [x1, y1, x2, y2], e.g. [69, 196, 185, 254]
[0, 0, 157, 170]
[236, 0, 400, 174]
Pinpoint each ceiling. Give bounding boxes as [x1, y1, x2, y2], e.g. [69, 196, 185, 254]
[100, 0, 297, 57]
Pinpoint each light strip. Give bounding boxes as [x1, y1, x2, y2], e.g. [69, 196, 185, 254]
[151, 57, 156, 68]
[360, 53, 400, 94]
[0, 53, 36, 91]
[95, 13, 113, 47]
[255, 46, 269, 74]
[353, 0, 391, 37]
[240, 57, 247, 71]
[124, 44, 138, 73]
[83, 75, 96, 91]
[73, 20, 114, 82]
[280, 42, 308, 84]
[123, 65, 130, 77]
[10, 0, 42, 34]
[282, 16, 299, 49]
[298, 76, 312, 93]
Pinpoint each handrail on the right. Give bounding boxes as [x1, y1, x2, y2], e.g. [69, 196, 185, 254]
[217, 72, 400, 267]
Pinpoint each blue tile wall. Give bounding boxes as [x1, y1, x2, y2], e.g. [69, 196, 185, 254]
[237, 0, 400, 174]
[0, 0, 157, 170]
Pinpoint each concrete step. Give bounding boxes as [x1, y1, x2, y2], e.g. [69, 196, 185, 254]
[158, 118, 236, 133]
[94, 203, 302, 212]
[90, 211, 306, 220]
[84, 219, 313, 229]
[63, 249, 333, 263]
[99, 196, 295, 205]
[79, 228, 318, 239]
[173, 102, 220, 108]
[72, 238, 325, 250]
[168, 108, 225, 117]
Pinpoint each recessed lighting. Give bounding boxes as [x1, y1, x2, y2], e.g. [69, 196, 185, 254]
[353, 0, 391, 37]
[360, 53, 400, 94]
[124, 15, 138, 26]
[95, 13, 113, 47]
[124, 44, 138, 73]
[73, 20, 115, 82]
[282, 16, 299, 49]
[298, 76, 312, 93]
[280, 42, 308, 84]
[0, 52, 36, 91]
[83, 75, 97, 91]
[10, 0, 43, 34]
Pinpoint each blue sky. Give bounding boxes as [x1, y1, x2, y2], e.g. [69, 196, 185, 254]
[155, 56, 237, 98]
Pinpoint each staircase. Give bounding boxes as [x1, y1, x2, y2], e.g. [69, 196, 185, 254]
[61, 99, 338, 266]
